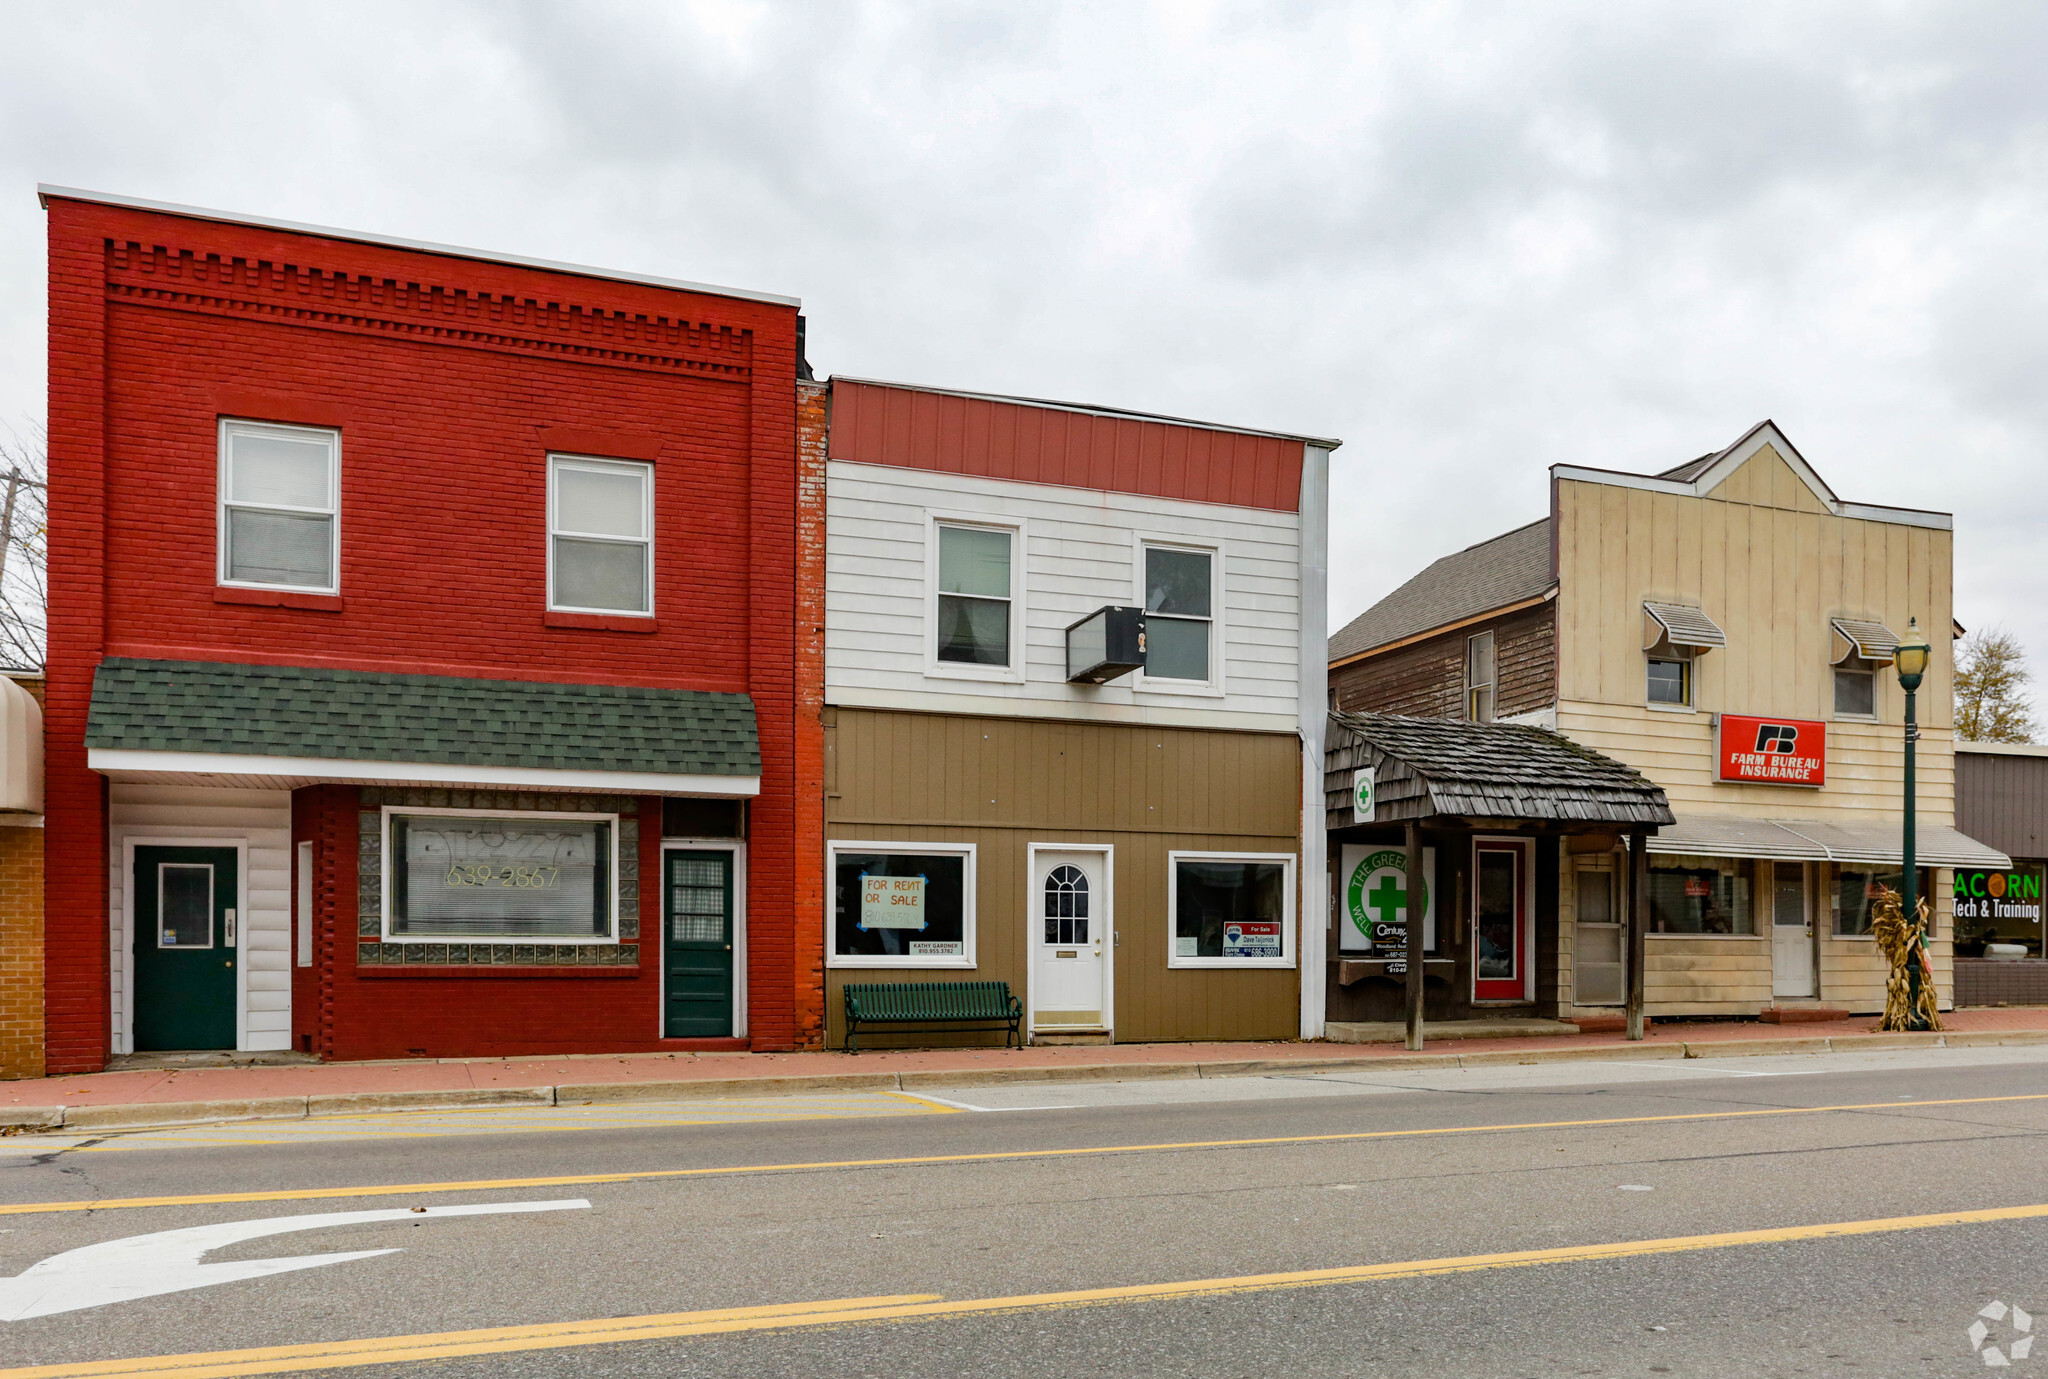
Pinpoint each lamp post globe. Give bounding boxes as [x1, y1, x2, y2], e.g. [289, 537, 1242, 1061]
[1895, 617, 1931, 1029]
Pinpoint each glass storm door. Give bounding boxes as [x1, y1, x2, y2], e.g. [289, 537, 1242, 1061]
[1473, 842, 1526, 1001]
[132, 846, 238, 1051]
[1771, 861, 1817, 998]
[664, 851, 735, 1038]
[1573, 861, 1625, 1006]
[1032, 849, 1108, 1032]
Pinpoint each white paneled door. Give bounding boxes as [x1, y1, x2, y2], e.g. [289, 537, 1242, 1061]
[1031, 847, 1110, 1035]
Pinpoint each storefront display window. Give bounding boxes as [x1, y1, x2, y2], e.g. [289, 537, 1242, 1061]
[829, 844, 973, 966]
[1834, 866, 1913, 937]
[1951, 866, 2044, 955]
[1170, 852, 1294, 966]
[388, 812, 613, 940]
[1648, 855, 1754, 934]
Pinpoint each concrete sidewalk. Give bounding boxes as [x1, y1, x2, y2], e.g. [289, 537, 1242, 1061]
[6, 1007, 2048, 1133]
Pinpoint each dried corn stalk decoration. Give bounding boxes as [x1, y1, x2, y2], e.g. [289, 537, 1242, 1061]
[1871, 885, 1942, 1033]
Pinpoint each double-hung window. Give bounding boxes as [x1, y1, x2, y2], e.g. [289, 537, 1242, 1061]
[1647, 653, 1692, 707]
[1833, 661, 1877, 717]
[219, 420, 339, 592]
[549, 456, 653, 615]
[1142, 545, 1214, 683]
[1466, 631, 1496, 722]
[935, 523, 1014, 667]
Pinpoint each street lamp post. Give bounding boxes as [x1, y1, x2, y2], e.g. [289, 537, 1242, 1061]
[1895, 618, 1932, 1031]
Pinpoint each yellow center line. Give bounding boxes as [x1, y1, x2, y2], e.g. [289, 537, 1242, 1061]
[5, 1090, 2043, 1218]
[8, 1200, 2048, 1378]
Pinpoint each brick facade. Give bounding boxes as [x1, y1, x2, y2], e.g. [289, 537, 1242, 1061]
[1329, 601, 1556, 721]
[45, 194, 805, 1069]
[792, 379, 829, 1048]
[0, 676, 43, 1079]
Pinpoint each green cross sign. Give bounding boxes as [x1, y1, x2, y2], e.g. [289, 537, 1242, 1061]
[1367, 873, 1406, 925]
[1345, 848, 1431, 952]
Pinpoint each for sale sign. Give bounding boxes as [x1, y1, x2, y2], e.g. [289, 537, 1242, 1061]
[1716, 714, 1826, 787]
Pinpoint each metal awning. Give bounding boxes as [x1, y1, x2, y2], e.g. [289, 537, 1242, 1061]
[0, 676, 41, 814]
[1831, 618, 1899, 666]
[1647, 813, 2010, 869]
[1643, 602, 1726, 651]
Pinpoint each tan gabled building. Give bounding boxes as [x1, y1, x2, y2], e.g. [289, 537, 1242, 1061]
[1329, 421, 2009, 1022]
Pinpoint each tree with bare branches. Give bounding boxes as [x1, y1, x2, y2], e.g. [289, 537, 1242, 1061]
[1955, 626, 2036, 744]
[0, 425, 44, 673]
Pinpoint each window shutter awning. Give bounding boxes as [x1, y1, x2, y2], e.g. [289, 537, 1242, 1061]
[1642, 601, 1726, 652]
[1831, 618, 1899, 666]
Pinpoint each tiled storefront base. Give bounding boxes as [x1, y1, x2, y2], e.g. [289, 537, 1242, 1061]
[1955, 957, 2048, 1007]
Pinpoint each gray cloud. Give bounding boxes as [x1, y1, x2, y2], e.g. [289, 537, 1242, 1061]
[1, 0, 2044, 708]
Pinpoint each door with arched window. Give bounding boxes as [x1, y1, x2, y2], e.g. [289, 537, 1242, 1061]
[1031, 847, 1111, 1036]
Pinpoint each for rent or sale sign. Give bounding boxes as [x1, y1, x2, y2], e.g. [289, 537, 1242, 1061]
[1715, 714, 1826, 786]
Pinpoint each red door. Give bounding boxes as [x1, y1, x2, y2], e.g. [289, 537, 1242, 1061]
[1473, 842, 1526, 1001]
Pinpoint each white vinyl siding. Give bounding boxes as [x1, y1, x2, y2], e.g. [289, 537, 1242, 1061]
[107, 784, 293, 1054]
[825, 462, 1301, 729]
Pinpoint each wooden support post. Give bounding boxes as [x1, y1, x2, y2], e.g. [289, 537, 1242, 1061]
[1626, 830, 1648, 1041]
[1404, 820, 1425, 1052]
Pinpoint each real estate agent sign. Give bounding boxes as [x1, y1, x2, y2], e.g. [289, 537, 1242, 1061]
[1339, 844, 1436, 954]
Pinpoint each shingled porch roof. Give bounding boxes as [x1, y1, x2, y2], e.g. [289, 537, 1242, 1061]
[1324, 710, 1674, 829]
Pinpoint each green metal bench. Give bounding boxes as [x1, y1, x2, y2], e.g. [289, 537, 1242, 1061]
[842, 980, 1022, 1053]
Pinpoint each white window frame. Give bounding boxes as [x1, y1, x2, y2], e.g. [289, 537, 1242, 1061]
[925, 516, 1026, 684]
[547, 454, 655, 617]
[1466, 630, 1497, 723]
[826, 839, 978, 969]
[1831, 661, 1880, 722]
[1134, 537, 1225, 697]
[217, 418, 341, 594]
[379, 805, 621, 945]
[1166, 849, 1297, 970]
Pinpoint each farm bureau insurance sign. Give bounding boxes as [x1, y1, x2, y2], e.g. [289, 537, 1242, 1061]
[1716, 713, 1826, 786]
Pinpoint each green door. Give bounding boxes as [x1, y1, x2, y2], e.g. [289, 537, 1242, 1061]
[132, 846, 239, 1051]
[664, 851, 734, 1038]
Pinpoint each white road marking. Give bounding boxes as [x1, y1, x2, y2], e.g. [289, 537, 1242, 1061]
[897, 1091, 1084, 1113]
[0, 1199, 589, 1320]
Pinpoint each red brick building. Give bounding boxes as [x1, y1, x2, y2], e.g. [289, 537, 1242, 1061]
[42, 187, 820, 1070]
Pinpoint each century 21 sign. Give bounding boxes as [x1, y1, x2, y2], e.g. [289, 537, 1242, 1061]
[1715, 713, 1827, 787]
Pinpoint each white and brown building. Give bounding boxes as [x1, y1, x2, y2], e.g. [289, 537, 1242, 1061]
[820, 379, 1336, 1044]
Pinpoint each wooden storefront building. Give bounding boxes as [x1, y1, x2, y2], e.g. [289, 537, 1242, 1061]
[1324, 712, 1672, 1028]
[1329, 420, 2009, 1021]
[1953, 742, 2048, 1007]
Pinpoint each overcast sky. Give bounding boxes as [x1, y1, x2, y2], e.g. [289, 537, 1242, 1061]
[3, 2, 2045, 714]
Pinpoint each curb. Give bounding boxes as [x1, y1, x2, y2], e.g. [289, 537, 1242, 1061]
[9, 1027, 2048, 1134]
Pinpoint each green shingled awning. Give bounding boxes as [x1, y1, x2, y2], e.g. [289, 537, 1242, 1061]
[85, 658, 760, 791]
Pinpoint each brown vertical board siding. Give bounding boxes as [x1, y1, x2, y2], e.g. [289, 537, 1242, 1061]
[823, 709, 1302, 1047]
[1955, 753, 2048, 860]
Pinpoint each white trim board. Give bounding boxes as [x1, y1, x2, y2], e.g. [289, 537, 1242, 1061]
[89, 749, 759, 798]
[1551, 421, 1951, 531]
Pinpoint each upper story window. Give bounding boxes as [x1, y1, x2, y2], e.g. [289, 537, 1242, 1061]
[1143, 545, 1214, 683]
[219, 420, 339, 593]
[1465, 630, 1496, 722]
[1647, 653, 1692, 707]
[1829, 619, 1896, 720]
[1833, 662, 1877, 717]
[549, 456, 652, 615]
[935, 523, 1014, 666]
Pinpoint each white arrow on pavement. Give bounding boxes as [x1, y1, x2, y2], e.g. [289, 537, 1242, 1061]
[0, 1198, 591, 1321]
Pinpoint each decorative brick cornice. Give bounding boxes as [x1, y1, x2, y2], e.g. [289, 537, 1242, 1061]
[104, 240, 751, 380]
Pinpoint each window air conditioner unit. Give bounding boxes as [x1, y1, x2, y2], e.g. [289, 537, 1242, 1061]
[1065, 606, 1147, 684]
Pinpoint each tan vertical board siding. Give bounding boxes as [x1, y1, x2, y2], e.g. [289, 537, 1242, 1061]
[1554, 443, 1956, 1015]
[824, 709, 1301, 1047]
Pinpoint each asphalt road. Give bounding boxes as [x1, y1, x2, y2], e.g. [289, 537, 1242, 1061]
[4, 1046, 2048, 1377]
